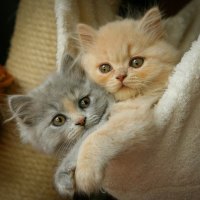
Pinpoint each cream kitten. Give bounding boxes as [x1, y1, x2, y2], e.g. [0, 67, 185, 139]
[77, 7, 180, 101]
[72, 7, 181, 195]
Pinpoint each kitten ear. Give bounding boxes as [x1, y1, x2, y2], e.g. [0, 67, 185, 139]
[139, 7, 164, 40]
[77, 23, 97, 51]
[8, 95, 36, 126]
[62, 54, 74, 66]
[60, 54, 74, 74]
[59, 53, 86, 80]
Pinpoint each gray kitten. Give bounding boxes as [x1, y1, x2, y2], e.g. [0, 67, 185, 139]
[8, 55, 114, 197]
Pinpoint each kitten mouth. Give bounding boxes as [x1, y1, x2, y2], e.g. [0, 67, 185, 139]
[121, 84, 127, 88]
[119, 84, 129, 90]
[117, 84, 134, 94]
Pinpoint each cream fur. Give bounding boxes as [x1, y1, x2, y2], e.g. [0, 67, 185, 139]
[103, 33, 200, 200]
[75, 7, 181, 194]
[75, 95, 159, 193]
[55, 0, 200, 199]
[78, 8, 180, 101]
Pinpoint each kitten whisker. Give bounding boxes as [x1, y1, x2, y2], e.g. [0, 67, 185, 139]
[3, 114, 16, 124]
[56, 139, 76, 158]
[55, 142, 68, 157]
[68, 129, 80, 140]
[61, 141, 74, 155]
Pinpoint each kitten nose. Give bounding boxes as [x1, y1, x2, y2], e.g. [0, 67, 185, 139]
[116, 74, 127, 82]
[75, 117, 86, 126]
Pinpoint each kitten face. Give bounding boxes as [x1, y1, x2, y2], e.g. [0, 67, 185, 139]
[8, 59, 113, 154]
[77, 7, 180, 100]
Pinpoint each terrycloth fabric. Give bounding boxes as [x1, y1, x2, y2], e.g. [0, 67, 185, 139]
[55, 0, 200, 199]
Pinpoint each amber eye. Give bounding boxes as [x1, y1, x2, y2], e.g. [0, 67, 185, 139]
[99, 64, 112, 73]
[129, 57, 144, 68]
[79, 96, 90, 109]
[52, 114, 66, 126]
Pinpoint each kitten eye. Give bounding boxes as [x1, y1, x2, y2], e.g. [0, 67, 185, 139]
[129, 57, 144, 68]
[52, 114, 66, 126]
[99, 63, 112, 73]
[79, 96, 90, 109]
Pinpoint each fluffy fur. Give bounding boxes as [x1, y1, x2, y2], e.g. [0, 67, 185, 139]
[8, 56, 113, 154]
[8, 56, 114, 197]
[73, 7, 181, 195]
[77, 7, 180, 101]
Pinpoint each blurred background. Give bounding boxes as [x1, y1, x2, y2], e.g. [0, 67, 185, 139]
[0, 0, 190, 66]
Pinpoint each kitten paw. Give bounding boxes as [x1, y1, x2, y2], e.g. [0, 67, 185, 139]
[75, 160, 103, 194]
[55, 164, 76, 198]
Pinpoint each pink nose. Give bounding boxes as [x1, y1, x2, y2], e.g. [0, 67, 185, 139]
[75, 117, 86, 126]
[116, 74, 127, 82]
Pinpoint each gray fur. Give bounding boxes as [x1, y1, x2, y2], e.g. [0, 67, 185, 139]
[8, 55, 114, 155]
[8, 55, 114, 198]
[8, 56, 114, 197]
